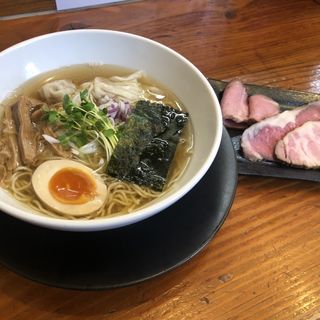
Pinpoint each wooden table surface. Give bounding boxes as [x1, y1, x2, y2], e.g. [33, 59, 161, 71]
[1, 0, 320, 319]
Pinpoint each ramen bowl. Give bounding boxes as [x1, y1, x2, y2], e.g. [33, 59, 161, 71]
[0, 29, 222, 231]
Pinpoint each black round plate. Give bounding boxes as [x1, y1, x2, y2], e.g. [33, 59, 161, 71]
[0, 128, 237, 290]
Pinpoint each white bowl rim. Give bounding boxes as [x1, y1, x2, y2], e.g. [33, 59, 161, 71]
[0, 29, 223, 232]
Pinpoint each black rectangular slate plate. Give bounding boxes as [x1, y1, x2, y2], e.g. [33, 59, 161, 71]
[209, 78, 320, 183]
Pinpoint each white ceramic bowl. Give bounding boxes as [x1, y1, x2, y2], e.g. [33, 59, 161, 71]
[0, 29, 222, 231]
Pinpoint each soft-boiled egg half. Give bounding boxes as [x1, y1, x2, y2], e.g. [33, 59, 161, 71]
[32, 159, 107, 216]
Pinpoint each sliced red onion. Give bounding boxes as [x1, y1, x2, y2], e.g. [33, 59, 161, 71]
[99, 98, 132, 123]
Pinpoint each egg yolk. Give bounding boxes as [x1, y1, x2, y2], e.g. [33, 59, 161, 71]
[49, 167, 97, 204]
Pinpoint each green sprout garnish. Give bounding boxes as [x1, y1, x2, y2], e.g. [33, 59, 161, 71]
[43, 89, 118, 162]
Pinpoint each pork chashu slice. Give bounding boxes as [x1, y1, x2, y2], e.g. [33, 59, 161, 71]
[275, 121, 320, 168]
[241, 101, 320, 161]
[12, 96, 45, 166]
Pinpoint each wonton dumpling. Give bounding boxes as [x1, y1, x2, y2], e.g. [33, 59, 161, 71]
[81, 70, 146, 104]
[39, 80, 76, 103]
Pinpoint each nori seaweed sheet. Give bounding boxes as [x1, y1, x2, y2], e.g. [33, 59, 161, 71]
[107, 100, 188, 191]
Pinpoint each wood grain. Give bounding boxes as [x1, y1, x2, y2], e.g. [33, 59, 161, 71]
[1, 0, 320, 319]
[0, 0, 56, 17]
